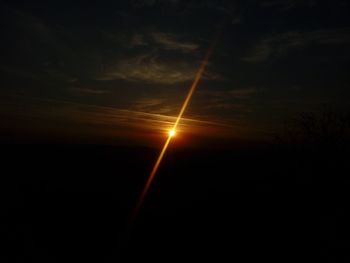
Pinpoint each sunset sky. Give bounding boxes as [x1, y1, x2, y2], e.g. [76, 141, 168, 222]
[1, 0, 349, 145]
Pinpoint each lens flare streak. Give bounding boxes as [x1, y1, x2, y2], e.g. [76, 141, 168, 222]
[131, 135, 172, 221]
[131, 27, 222, 222]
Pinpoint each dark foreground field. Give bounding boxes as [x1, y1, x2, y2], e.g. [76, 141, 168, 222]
[1, 143, 349, 262]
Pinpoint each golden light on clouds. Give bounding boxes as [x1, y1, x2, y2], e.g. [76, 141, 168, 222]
[3, 95, 235, 140]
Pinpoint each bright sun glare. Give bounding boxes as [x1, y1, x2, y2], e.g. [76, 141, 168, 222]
[169, 129, 176, 137]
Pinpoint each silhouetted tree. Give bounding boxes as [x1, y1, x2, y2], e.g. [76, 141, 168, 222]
[274, 106, 350, 153]
[272, 106, 349, 184]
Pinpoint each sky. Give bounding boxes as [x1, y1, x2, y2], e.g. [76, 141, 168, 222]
[1, 0, 350, 146]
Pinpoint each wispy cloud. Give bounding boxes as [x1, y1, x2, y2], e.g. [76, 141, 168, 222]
[96, 54, 198, 84]
[196, 88, 257, 117]
[128, 31, 200, 52]
[131, 97, 174, 114]
[242, 28, 350, 62]
[199, 88, 258, 100]
[241, 41, 271, 63]
[130, 33, 148, 47]
[69, 87, 111, 95]
[1, 96, 232, 136]
[151, 32, 199, 53]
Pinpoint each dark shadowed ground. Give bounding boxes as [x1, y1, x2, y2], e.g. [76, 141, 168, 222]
[1, 142, 349, 262]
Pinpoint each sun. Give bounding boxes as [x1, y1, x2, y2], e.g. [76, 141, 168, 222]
[169, 129, 176, 137]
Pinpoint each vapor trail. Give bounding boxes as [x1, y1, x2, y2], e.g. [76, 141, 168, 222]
[131, 26, 223, 222]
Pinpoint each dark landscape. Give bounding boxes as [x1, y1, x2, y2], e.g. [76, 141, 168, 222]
[2, 133, 349, 261]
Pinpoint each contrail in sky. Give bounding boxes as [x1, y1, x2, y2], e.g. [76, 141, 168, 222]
[131, 24, 224, 222]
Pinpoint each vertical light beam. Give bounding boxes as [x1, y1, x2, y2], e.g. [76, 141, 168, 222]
[131, 26, 223, 222]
